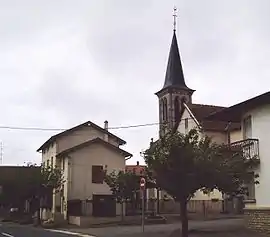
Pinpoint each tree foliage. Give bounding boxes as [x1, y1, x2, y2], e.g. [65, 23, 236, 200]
[0, 163, 64, 219]
[104, 170, 140, 221]
[143, 129, 259, 237]
[104, 170, 140, 203]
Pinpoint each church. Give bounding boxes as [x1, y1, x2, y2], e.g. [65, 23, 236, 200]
[155, 29, 240, 143]
[153, 27, 243, 209]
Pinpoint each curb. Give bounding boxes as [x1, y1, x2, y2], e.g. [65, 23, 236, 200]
[47, 229, 96, 237]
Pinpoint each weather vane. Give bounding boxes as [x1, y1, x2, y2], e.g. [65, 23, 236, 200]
[173, 6, 177, 32]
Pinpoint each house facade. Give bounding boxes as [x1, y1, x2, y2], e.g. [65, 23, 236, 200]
[37, 120, 132, 221]
[207, 92, 270, 232]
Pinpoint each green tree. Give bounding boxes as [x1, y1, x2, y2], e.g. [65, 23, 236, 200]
[104, 170, 140, 221]
[26, 164, 64, 225]
[143, 129, 258, 237]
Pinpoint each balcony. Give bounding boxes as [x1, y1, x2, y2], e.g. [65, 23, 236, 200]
[230, 138, 259, 160]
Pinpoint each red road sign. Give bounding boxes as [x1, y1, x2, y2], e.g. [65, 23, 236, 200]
[140, 177, 146, 189]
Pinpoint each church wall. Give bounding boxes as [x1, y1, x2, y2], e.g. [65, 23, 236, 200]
[204, 131, 227, 144]
[230, 130, 242, 143]
[177, 108, 199, 134]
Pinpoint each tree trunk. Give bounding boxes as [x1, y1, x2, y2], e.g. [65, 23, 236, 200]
[180, 199, 188, 237]
[157, 189, 160, 214]
[121, 201, 124, 222]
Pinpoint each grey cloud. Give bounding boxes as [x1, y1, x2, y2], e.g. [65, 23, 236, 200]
[1, 0, 270, 165]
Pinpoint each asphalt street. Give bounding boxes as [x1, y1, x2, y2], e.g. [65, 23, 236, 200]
[0, 223, 94, 237]
[0, 218, 244, 237]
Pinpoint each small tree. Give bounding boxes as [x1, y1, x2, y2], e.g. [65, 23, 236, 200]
[104, 170, 140, 221]
[27, 164, 64, 225]
[143, 129, 258, 237]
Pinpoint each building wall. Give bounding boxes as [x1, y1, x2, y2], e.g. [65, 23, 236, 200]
[243, 104, 270, 207]
[57, 125, 119, 154]
[204, 131, 227, 144]
[41, 142, 57, 167]
[177, 108, 199, 134]
[67, 143, 126, 200]
[230, 130, 242, 143]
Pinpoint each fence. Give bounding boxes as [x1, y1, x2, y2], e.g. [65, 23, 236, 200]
[69, 198, 243, 217]
[126, 199, 225, 215]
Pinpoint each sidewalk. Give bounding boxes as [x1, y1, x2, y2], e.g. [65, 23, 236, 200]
[66, 213, 243, 228]
[170, 228, 267, 237]
[54, 218, 248, 237]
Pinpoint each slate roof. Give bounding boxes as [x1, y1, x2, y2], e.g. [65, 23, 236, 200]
[156, 32, 194, 95]
[207, 91, 270, 122]
[37, 121, 126, 152]
[56, 137, 132, 158]
[189, 104, 241, 132]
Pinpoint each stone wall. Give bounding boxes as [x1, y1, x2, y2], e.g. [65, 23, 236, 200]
[245, 207, 270, 234]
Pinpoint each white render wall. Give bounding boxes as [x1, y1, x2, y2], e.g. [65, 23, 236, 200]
[245, 104, 270, 207]
[177, 108, 199, 134]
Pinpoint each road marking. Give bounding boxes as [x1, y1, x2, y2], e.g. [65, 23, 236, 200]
[1, 233, 14, 237]
[47, 229, 96, 237]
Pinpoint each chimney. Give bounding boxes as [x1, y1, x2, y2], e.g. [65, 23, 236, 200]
[136, 161, 139, 166]
[104, 120, 109, 142]
[104, 120, 108, 130]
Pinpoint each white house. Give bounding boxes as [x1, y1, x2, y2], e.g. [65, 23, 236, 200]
[207, 91, 270, 232]
[37, 120, 132, 224]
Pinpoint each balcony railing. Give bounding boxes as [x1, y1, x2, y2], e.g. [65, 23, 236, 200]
[230, 138, 259, 160]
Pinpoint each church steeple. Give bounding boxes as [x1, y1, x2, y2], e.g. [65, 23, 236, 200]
[162, 31, 190, 90]
[156, 7, 195, 136]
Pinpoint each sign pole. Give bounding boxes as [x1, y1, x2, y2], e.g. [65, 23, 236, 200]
[142, 189, 145, 232]
[140, 177, 146, 233]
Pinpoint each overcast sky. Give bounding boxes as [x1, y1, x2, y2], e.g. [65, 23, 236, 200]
[0, 0, 270, 165]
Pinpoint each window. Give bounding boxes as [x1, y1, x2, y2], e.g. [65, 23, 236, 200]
[62, 158, 65, 171]
[92, 165, 104, 184]
[243, 115, 252, 139]
[51, 157, 53, 167]
[244, 172, 255, 200]
[185, 118, 188, 133]
[162, 98, 168, 122]
[174, 97, 180, 122]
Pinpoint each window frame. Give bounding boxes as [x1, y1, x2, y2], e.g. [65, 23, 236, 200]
[243, 115, 252, 139]
[92, 165, 104, 184]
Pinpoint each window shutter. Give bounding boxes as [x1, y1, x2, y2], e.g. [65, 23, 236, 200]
[92, 165, 104, 184]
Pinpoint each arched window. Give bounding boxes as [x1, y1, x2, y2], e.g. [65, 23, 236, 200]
[174, 96, 180, 122]
[161, 99, 165, 121]
[163, 98, 168, 121]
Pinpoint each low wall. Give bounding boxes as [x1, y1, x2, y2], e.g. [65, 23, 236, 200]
[126, 199, 224, 215]
[244, 207, 270, 234]
[159, 200, 223, 214]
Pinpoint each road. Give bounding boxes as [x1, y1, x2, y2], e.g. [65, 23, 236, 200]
[0, 218, 244, 237]
[0, 222, 94, 237]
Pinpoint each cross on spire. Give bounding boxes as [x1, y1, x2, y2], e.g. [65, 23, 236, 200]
[173, 6, 177, 32]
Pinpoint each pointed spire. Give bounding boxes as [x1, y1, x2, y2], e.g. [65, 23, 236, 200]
[162, 31, 189, 89]
[155, 7, 194, 96]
